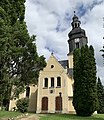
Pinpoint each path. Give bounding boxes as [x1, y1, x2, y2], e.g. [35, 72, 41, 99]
[0, 114, 41, 120]
[18, 114, 40, 120]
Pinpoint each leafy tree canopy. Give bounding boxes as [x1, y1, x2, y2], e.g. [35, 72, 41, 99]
[0, 0, 46, 108]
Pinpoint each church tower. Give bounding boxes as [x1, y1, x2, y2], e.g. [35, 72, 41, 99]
[68, 13, 88, 69]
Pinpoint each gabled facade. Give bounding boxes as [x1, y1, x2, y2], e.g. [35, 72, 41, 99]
[36, 54, 74, 113]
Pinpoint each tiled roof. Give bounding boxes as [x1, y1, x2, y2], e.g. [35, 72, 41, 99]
[58, 60, 68, 69]
[58, 60, 73, 77]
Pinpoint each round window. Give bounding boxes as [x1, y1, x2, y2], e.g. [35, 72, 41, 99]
[51, 65, 54, 68]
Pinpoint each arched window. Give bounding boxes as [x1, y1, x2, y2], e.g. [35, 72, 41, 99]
[42, 97, 48, 111]
[75, 23, 77, 28]
[26, 86, 30, 98]
[51, 77, 54, 87]
[57, 77, 61, 87]
[44, 78, 48, 88]
[75, 38, 80, 49]
[75, 42, 79, 48]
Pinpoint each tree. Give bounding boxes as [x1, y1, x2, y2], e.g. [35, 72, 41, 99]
[0, 0, 25, 25]
[0, 0, 46, 109]
[0, 5, 12, 110]
[73, 45, 98, 116]
[97, 77, 104, 113]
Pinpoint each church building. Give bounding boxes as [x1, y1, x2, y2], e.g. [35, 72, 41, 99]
[9, 13, 88, 114]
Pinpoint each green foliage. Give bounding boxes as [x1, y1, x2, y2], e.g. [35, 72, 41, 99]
[16, 98, 29, 113]
[97, 77, 104, 113]
[0, 5, 12, 109]
[0, 0, 25, 24]
[0, 0, 46, 109]
[73, 45, 98, 116]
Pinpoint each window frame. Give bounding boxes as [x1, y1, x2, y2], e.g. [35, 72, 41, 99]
[51, 77, 54, 88]
[44, 78, 48, 88]
[57, 77, 61, 87]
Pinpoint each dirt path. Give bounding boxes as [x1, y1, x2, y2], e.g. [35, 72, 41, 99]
[0, 114, 41, 120]
[18, 114, 40, 120]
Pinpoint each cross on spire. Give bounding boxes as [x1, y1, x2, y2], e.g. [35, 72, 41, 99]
[51, 50, 54, 55]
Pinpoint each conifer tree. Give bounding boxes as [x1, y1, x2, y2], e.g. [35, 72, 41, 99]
[73, 45, 98, 116]
[97, 77, 104, 113]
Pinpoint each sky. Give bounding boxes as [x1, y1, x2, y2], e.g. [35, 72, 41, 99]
[25, 0, 104, 84]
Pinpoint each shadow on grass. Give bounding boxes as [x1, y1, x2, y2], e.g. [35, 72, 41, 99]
[40, 114, 104, 120]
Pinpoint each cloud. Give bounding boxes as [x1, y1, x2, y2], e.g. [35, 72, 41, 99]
[25, 0, 104, 84]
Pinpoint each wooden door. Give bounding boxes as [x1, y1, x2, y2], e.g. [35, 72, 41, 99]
[55, 96, 62, 111]
[42, 97, 48, 111]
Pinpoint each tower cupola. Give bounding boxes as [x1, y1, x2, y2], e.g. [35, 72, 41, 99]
[71, 13, 81, 29]
[68, 12, 88, 54]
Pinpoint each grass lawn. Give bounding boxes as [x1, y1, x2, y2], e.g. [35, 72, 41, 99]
[0, 111, 23, 118]
[40, 114, 104, 120]
[0, 111, 104, 120]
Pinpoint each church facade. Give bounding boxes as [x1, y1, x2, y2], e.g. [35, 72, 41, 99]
[9, 14, 88, 114]
[36, 54, 74, 113]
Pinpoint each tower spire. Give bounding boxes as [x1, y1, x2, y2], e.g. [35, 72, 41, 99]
[68, 14, 88, 54]
[71, 12, 81, 29]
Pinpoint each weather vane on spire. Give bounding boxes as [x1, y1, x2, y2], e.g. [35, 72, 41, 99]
[51, 50, 54, 55]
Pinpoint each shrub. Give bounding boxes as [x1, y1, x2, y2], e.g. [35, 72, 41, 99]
[16, 98, 29, 113]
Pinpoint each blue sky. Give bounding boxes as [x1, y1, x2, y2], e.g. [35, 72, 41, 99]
[25, 0, 104, 84]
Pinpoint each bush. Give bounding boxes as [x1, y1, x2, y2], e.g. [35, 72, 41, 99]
[16, 98, 29, 113]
